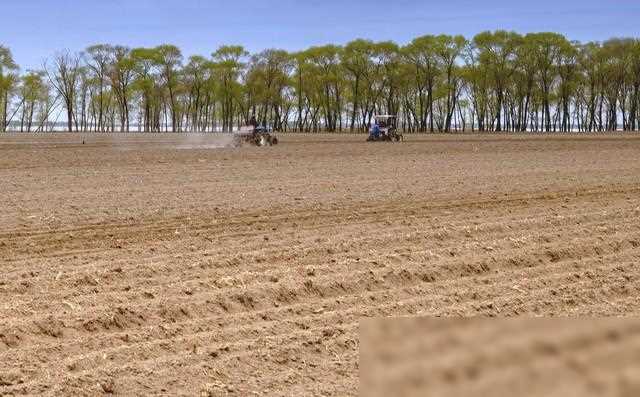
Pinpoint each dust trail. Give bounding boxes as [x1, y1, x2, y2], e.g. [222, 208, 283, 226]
[171, 133, 238, 150]
[96, 132, 240, 151]
[1, 132, 246, 150]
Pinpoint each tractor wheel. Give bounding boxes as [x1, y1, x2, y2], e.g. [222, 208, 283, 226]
[256, 135, 268, 146]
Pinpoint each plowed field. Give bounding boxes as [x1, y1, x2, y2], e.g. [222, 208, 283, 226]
[1, 133, 640, 396]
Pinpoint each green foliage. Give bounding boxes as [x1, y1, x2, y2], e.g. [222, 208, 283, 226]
[3, 32, 640, 133]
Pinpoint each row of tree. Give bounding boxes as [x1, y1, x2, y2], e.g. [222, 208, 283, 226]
[1, 31, 639, 133]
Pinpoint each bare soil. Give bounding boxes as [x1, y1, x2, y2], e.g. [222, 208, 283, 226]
[1, 133, 640, 396]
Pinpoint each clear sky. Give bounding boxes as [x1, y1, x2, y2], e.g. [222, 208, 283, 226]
[2, 0, 638, 70]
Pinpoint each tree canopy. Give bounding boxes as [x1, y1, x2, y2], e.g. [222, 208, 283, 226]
[2, 31, 640, 133]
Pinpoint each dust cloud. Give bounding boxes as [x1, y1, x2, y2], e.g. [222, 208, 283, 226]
[172, 133, 238, 150]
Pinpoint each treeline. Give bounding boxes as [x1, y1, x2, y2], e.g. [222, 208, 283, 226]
[1, 31, 639, 133]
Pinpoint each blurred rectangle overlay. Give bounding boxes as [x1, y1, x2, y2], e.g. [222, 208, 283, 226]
[360, 317, 640, 397]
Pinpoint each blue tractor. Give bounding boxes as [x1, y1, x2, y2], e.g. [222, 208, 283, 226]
[367, 115, 403, 142]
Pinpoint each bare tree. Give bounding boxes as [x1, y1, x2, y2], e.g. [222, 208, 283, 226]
[85, 44, 112, 131]
[44, 51, 82, 131]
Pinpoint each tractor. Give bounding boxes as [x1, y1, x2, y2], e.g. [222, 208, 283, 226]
[233, 125, 279, 147]
[367, 115, 403, 142]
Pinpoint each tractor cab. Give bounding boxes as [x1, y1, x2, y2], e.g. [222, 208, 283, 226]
[367, 115, 403, 142]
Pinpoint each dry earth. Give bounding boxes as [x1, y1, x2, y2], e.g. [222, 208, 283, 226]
[1, 133, 640, 396]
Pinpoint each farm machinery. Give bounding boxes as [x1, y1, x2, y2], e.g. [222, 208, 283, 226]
[367, 115, 403, 142]
[233, 125, 279, 147]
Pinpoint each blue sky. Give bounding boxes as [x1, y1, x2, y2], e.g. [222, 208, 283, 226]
[2, 0, 638, 69]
